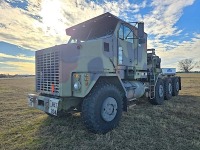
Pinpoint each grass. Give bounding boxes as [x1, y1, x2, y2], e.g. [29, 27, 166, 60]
[0, 74, 200, 150]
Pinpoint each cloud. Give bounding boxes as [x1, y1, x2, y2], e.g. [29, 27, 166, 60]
[0, 53, 34, 61]
[140, 0, 195, 37]
[0, 61, 35, 74]
[0, 1, 66, 50]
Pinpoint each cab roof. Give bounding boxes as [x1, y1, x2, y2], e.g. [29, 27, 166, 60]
[65, 12, 123, 40]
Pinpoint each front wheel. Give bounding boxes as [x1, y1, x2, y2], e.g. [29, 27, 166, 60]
[81, 83, 123, 134]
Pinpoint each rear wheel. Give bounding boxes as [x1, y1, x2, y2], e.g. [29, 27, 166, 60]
[150, 78, 164, 105]
[172, 77, 180, 96]
[164, 78, 172, 100]
[82, 83, 123, 134]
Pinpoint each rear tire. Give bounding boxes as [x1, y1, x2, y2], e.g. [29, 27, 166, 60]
[172, 77, 180, 96]
[150, 78, 164, 105]
[82, 83, 123, 134]
[164, 78, 172, 100]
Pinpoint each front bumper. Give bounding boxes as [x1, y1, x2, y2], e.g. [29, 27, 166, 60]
[28, 94, 60, 116]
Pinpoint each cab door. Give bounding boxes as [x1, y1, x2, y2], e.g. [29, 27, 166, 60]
[117, 24, 135, 67]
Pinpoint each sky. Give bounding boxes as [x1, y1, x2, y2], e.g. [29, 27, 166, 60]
[0, 0, 200, 75]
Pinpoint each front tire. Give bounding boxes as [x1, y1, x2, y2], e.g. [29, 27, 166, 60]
[82, 83, 123, 134]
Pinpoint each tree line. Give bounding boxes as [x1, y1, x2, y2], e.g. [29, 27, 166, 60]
[0, 74, 35, 78]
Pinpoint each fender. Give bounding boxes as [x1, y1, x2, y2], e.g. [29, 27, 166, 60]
[72, 72, 127, 98]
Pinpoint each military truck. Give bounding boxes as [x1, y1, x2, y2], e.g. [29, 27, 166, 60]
[28, 12, 181, 134]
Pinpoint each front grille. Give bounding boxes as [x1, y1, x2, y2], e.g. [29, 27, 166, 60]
[36, 51, 60, 96]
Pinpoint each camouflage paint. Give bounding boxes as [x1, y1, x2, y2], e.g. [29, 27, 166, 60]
[72, 73, 122, 97]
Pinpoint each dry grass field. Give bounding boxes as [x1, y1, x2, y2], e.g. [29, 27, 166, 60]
[0, 73, 200, 150]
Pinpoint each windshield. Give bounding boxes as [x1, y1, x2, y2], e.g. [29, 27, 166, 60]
[67, 30, 113, 44]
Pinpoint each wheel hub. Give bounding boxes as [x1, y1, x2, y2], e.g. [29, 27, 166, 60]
[101, 97, 118, 122]
[169, 83, 172, 94]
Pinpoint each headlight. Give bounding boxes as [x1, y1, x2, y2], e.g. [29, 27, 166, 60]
[73, 81, 81, 90]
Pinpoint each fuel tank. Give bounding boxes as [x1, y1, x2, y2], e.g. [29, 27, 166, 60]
[123, 81, 146, 99]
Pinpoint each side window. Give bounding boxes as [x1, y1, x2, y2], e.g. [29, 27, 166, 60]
[124, 26, 133, 43]
[118, 25, 133, 43]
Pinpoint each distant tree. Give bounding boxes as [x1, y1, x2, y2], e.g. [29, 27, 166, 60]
[0, 74, 7, 78]
[178, 58, 197, 73]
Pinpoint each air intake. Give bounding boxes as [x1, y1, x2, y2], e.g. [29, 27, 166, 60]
[36, 51, 60, 96]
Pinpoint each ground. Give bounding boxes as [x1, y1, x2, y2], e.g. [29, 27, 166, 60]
[0, 73, 200, 150]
